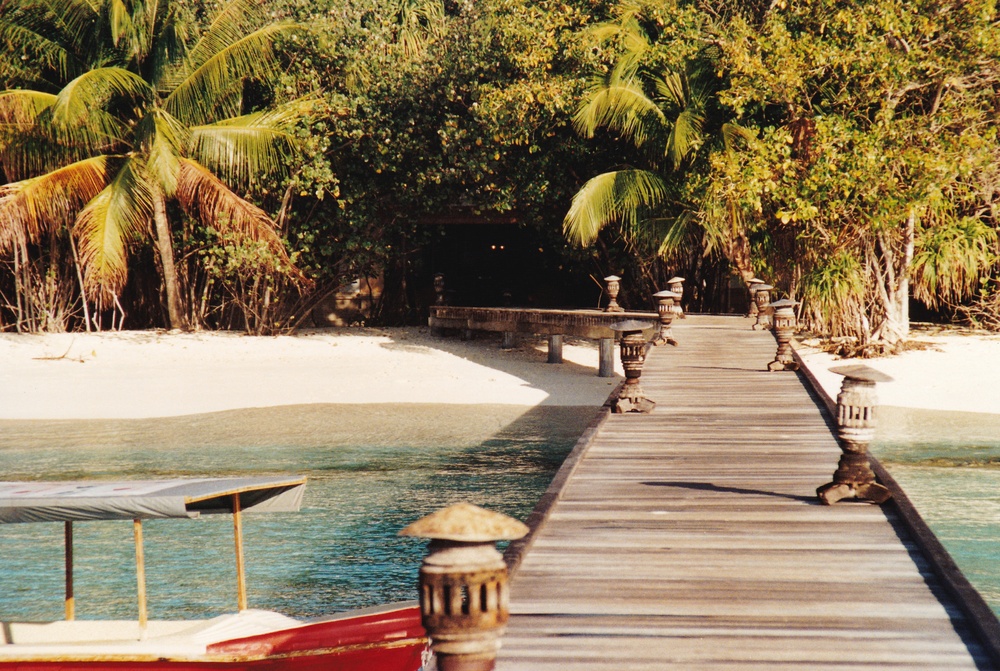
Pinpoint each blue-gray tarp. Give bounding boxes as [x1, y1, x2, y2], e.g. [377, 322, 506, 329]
[0, 477, 306, 523]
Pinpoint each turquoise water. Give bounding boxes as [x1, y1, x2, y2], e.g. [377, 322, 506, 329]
[873, 406, 1000, 618]
[0, 404, 594, 622]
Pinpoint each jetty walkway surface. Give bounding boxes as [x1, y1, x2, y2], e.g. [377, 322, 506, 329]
[498, 314, 996, 670]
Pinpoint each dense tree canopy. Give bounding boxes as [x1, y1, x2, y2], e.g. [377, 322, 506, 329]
[564, 0, 1000, 350]
[0, 0, 313, 332]
[1, 0, 998, 344]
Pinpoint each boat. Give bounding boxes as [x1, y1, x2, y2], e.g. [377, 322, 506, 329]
[0, 477, 429, 670]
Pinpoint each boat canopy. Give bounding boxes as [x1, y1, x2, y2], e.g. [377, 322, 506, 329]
[0, 477, 307, 523]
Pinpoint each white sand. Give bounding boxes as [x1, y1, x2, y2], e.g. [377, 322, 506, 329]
[795, 327, 1000, 415]
[0, 327, 622, 420]
[3, 321, 998, 421]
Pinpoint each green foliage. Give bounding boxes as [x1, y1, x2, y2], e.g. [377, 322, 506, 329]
[563, 0, 1000, 345]
[0, 0, 312, 330]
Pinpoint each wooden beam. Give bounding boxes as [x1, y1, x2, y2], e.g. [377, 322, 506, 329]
[233, 494, 248, 612]
[133, 519, 147, 638]
[64, 521, 74, 621]
[547, 335, 564, 364]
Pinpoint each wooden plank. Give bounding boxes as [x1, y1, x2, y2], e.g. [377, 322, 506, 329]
[497, 315, 995, 669]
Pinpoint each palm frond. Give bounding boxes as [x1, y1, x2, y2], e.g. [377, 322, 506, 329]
[51, 66, 151, 133]
[138, 108, 186, 195]
[0, 155, 108, 251]
[74, 156, 152, 304]
[657, 210, 698, 257]
[666, 107, 705, 170]
[654, 71, 687, 108]
[912, 216, 998, 308]
[721, 122, 754, 153]
[146, 5, 187, 91]
[186, 0, 270, 71]
[165, 22, 301, 126]
[175, 156, 302, 276]
[393, 0, 445, 57]
[575, 74, 668, 153]
[563, 169, 667, 246]
[189, 104, 306, 191]
[0, 0, 95, 84]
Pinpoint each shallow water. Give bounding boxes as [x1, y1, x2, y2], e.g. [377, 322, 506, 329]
[873, 406, 1000, 617]
[0, 404, 595, 622]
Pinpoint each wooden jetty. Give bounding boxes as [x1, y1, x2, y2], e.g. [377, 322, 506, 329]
[499, 314, 998, 670]
[429, 306, 657, 376]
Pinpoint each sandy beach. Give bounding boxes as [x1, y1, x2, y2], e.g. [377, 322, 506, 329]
[794, 325, 1000, 416]
[1, 320, 998, 421]
[0, 328, 621, 420]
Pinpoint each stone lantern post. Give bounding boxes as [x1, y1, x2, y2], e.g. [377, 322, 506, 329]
[817, 365, 894, 505]
[604, 275, 624, 312]
[611, 320, 656, 413]
[434, 273, 447, 306]
[747, 278, 764, 318]
[667, 277, 685, 318]
[767, 298, 799, 371]
[751, 284, 773, 330]
[400, 503, 529, 671]
[651, 290, 680, 346]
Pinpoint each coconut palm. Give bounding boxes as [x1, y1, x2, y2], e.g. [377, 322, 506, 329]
[0, 0, 309, 330]
[562, 23, 753, 281]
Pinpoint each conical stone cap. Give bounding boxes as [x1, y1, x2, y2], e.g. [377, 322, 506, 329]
[829, 364, 893, 383]
[399, 503, 529, 542]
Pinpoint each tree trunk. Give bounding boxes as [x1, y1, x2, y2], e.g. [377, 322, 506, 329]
[151, 184, 190, 331]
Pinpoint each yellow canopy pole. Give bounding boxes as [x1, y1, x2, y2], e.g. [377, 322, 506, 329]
[133, 518, 148, 638]
[232, 494, 248, 612]
[64, 521, 75, 620]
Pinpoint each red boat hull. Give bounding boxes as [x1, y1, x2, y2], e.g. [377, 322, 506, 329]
[0, 605, 427, 671]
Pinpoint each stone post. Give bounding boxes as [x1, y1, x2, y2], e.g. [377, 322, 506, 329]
[817, 365, 894, 505]
[611, 320, 655, 413]
[767, 298, 799, 371]
[667, 277, 685, 318]
[604, 275, 624, 312]
[400, 504, 529, 671]
[751, 284, 773, 330]
[747, 278, 764, 318]
[651, 290, 680, 346]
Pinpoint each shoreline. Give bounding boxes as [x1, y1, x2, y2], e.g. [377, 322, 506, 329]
[794, 325, 1000, 417]
[0, 327, 621, 420]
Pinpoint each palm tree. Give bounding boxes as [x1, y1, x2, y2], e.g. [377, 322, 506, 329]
[562, 21, 754, 283]
[0, 0, 309, 330]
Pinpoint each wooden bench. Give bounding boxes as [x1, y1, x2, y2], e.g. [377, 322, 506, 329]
[429, 306, 657, 377]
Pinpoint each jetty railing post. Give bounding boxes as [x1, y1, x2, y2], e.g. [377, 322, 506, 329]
[400, 503, 529, 671]
[817, 365, 894, 505]
[547, 335, 564, 364]
[751, 285, 773, 330]
[604, 275, 624, 312]
[611, 320, 656, 413]
[667, 277, 685, 318]
[652, 290, 680, 346]
[598, 337, 615, 377]
[767, 299, 800, 371]
[747, 278, 764, 318]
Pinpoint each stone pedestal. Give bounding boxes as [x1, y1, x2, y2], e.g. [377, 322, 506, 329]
[817, 366, 894, 505]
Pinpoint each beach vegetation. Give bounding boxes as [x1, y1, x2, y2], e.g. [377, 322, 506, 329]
[562, 0, 1000, 353]
[0, 0, 313, 332]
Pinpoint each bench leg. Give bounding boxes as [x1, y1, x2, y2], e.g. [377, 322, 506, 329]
[598, 338, 615, 377]
[547, 335, 564, 364]
[501, 331, 516, 349]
